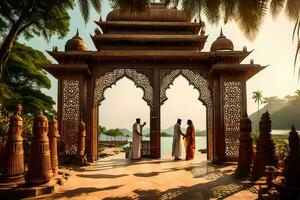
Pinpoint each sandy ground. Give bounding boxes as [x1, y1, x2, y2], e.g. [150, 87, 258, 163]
[38, 153, 259, 200]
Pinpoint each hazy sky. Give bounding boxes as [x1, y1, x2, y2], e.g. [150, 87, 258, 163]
[19, 1, 299, 131]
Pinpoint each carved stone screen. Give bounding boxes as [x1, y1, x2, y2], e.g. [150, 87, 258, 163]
[61, 80, 80, 155]
[94, 69, 153, 108]
[160, 69, 214, 160]
[223, 81, 242, 160]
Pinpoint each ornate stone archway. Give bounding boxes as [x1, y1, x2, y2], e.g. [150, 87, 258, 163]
[44, 2, 265, 163]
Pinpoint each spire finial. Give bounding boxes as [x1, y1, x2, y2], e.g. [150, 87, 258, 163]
[220, 28, 223, 36]
[76, 29, 79, 36]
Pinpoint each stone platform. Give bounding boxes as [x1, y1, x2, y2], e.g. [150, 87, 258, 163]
[0, 170, 71, 199]
[37, 152, 259, 199]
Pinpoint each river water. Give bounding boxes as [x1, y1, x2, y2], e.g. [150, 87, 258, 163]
[100, 129, 291, 154]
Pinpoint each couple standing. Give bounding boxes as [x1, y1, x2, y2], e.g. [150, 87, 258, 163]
[172, 119, 195, 160]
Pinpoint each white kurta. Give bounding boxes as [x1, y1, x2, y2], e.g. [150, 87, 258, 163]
[172, 123, 182, 158]
[131, 123, 142, 159]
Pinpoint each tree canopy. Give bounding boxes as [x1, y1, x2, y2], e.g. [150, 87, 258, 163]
[0, 42, 55, 115]
[0, 0, 74, 76]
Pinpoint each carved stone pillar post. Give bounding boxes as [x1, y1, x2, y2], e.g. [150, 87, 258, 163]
[213, 76, 226, 162]
[236, 116, 253, 176]
[77, 121, 86, 158]
[283, 125, 300, 187]
[252, 111, 278, 179]
[1, 104, 25, 186]
[48, 117, 60, 176]
[26, 111, 53, 185]
[150, 68, 160, 159]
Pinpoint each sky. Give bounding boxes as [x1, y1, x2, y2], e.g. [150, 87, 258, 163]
[19, 1, 299, 131]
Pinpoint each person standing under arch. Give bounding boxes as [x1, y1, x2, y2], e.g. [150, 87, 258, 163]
[184, 119, 195, 160]
[172, 119, 185, 160]
[131, 118, 146, 160]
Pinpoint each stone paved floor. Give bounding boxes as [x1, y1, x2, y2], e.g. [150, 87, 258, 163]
[39, 153, 259, 200]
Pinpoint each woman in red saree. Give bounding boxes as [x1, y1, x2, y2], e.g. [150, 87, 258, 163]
[184, 119, 195, 160]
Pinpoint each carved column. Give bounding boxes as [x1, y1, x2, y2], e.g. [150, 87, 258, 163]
[77, 121, 86, 158]
[150, 68, 161, 158]
[252, 111, 278, 179]
[213, 76, 226, 162]
[1, 104, 25, 185]
[236, 116, 253, 176]
[86, 75, 98, 162]
[26, 111, 53, 185]
[48, 117, 60, 176]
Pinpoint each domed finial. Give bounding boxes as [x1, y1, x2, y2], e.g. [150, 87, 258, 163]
[220, 28, 223, 36]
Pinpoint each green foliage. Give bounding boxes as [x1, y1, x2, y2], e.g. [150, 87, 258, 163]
[0, 0, 74, 41]
[0, 42, 55, 115]
[161, 131, 172, 137]
[274, 138, 289, 162]
[78, 0, 101, 23]
[104, 128, 124, 138]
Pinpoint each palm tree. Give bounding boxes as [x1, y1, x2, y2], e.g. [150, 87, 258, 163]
[252, 90, 264, 119]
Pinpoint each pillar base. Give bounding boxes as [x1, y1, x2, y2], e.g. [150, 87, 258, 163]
[0, 174, 25, 187]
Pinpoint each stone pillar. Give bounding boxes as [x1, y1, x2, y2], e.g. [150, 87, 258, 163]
[236, 115, 253, 176]
[213, 76, 226, 162]
[150, 68, 160, 158]
[26, 111, 53, 185]
[77, 121, 86, 158]
[1, 104, 25, 186]
[48, 117, 60, 176]
[283, 125, 300, 187]
[252, 111, 278, 179]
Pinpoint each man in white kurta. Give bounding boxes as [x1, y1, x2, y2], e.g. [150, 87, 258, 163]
[131, 118, 146, 160]
[172, 119, 185, 160]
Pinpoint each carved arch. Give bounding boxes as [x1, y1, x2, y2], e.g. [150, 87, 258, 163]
[160, 69, 212, 107]
[94, 69, 153, 108]
[160, 69, 213, 160]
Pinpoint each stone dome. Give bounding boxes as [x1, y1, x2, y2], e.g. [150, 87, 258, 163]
[106, 3, 188, 22]
[65, 30, 88, 51]
[210, 30, 234, 51]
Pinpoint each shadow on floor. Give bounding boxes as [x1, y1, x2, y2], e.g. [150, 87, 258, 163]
[77, 173, 129, 179]
[101, 173, 258, 200]
[44, 185, 123, 199]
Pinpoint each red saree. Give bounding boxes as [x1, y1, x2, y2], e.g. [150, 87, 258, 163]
[184, 126, 195, 160]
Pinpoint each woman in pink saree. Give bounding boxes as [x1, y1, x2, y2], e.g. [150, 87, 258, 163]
[184, 119, 195, 160]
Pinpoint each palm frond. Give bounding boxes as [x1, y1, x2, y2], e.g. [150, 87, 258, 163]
[270, 0, 285, 19]
[203, 0, 221, 25]
[111, 0, 151, 13]
[294, 38, 300, 74]
[182, 0, 201, 21]
[221, 0, 238, 24]
[292, 18, 299, 42]
[236, 0, 268, 41]
[90, 0, 101, 12]
[285, 0, 300, 21]
[78, 0, 90, 23]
